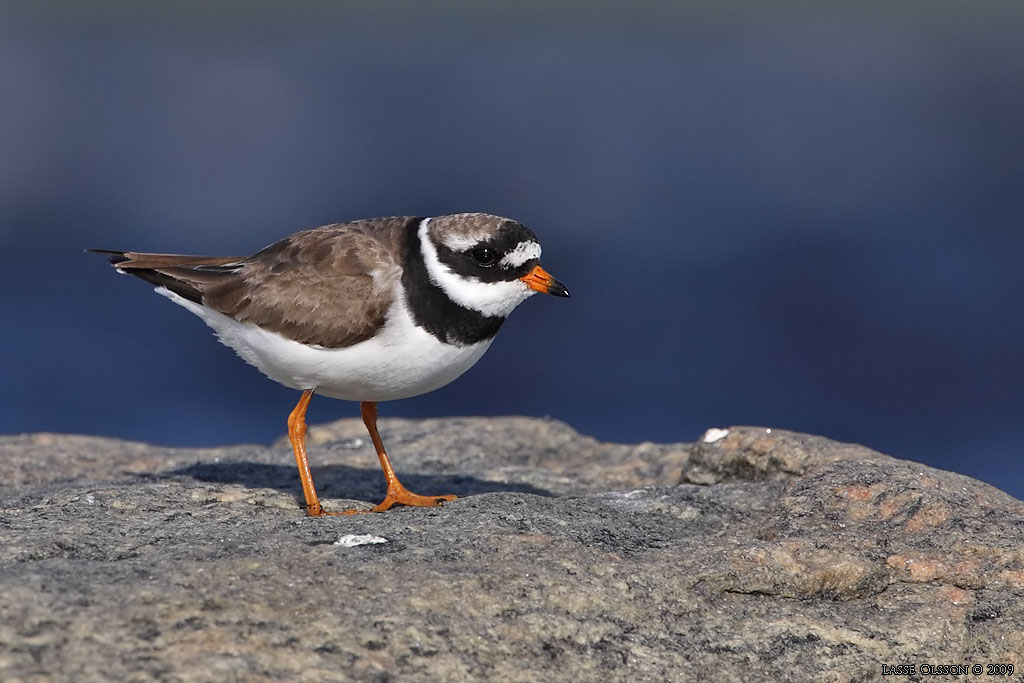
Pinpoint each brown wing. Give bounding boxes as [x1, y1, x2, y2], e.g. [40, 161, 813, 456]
[93, 217, 413, 348]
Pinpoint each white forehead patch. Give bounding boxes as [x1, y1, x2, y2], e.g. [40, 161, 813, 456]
[499, 240, 542, 269]
[418, 218, 537, 318]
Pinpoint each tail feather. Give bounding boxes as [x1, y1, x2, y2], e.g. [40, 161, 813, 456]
[87, 248, 131, 267]
[88, 249, 245, 305]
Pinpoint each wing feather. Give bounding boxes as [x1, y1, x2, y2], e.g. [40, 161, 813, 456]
[91, 217, 414, 348]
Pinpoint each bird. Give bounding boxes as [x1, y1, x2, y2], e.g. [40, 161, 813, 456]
[91, 213, 569, 516]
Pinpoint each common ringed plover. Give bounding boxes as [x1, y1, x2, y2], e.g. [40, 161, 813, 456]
[92, 213, 569, 515]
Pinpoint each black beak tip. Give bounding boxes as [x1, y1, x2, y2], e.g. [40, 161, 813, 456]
[549, 282, 571, 298]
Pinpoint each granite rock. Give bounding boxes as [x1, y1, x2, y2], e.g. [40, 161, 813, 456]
[1, 420, 1022, 682]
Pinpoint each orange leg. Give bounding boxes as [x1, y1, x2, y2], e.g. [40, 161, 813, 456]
[287, 389, 340, 517]
[357, 401, 457, 513]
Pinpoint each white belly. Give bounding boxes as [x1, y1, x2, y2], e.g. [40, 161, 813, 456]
[157, 287, 493, 402]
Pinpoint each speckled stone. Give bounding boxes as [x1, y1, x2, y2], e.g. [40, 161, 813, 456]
[1, 420, 1021, 681]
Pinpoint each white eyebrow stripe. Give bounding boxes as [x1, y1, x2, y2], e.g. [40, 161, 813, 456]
[500, 241, 542, 268]
[440, 232, 491, 252]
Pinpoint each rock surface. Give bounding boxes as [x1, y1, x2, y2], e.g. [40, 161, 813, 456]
[2, 419, 1023, 682]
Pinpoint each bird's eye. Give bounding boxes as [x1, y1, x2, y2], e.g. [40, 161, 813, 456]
[470, 246, 498, 267]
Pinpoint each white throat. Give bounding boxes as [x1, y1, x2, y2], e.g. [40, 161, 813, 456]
[417, 217, 536, 318]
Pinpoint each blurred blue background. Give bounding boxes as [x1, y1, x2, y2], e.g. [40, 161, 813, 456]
[2, 2, 1022, 496]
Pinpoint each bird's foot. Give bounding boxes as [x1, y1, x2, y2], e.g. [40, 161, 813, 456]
[305, 503, 349, 517]
[336, 481, 458, 514]
[303, 491, 456, 516]
[371, 487, 457, 513]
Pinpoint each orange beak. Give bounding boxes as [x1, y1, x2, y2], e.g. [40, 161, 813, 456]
[519, 264, 570, 297]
